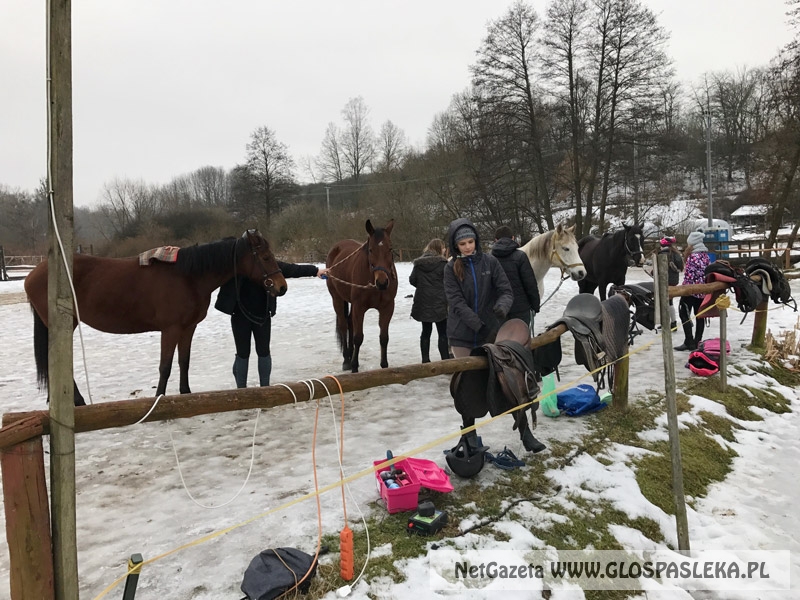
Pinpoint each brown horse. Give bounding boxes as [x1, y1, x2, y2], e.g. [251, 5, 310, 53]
[326, 219, 397, 373]
[25, 230, 287, 405]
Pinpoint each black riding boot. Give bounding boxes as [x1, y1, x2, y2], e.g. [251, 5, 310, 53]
[257, 355, 272, 387]
[675, 322, 696, 351]
[518, 416, 546, 453]
[420, 338, 431, 363]
[437, 336, 450, 361]
[233, 355, 248, 388]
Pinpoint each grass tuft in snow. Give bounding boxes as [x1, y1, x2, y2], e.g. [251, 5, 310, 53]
[683, 377, 789, 420]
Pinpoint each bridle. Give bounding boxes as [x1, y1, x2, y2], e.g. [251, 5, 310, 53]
[244, 230, 283, 292]
[623, 231, 643, 261]
[549, 247, 583, 278]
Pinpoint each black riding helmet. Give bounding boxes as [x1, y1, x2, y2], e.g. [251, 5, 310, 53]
[445, 430, 489, 478]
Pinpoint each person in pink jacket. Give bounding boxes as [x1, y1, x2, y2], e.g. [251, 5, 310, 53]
[675, 231, 711, 351]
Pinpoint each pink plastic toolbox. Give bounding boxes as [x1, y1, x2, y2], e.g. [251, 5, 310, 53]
[373, 457, 453, 514]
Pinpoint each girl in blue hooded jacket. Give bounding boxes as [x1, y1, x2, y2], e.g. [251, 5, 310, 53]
[443, 218, 513, 357]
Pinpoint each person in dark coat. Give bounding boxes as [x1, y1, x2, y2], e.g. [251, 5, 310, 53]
[661, 236, 684, 329]
[410, 238, 449, 363]
[215, 261, 327, 387]
[443, 218, 513, 357]
[490, 226, 540, 327]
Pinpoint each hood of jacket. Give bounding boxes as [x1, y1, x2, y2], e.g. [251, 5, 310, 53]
[447, 218, 481, 258]
[490, 237, 519, 258]
[413, 251, 446, 272]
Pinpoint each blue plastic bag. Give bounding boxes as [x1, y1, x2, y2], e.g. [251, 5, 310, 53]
[556, 384, 606, 416]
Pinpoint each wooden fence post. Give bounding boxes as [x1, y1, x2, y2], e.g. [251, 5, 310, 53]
[657, 251, 691, 551]
[612, 349, 629, 411]
[1, 435, 55, 600]
[750, 298, 769, 348]
[0, 245, 8, 281]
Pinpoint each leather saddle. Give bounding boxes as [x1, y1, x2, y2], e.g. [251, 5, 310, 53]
[547, 294, 608, 383]
[450, 319, 539, 430]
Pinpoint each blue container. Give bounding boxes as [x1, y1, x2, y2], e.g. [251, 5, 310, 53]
[704, 228, 729, 261]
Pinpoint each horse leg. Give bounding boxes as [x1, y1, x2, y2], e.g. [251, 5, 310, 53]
[176, 324, 197, 394]
[350, 305, 366, 373]
[378, 303, 394, 369]
[156, 329, 180, 396]
[332, 296, 352, 371]
[599, 281, 608, 301]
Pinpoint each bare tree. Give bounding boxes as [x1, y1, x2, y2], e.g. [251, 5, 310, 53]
[190, 166, 229, 206]
[316, 122, 345, 182]
[246, 126, 296, 229]
[543, 0, 590, 234]
[98, 177, 159, 238]
[340, 96, 376, 181]
[377, 120, 407, 172]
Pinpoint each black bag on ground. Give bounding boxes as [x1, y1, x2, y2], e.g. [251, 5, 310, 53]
[241, 547, 317, 600]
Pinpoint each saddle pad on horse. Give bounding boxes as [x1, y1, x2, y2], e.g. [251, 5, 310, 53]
[450, 319, 540, 431]
[138, 246, 180, 266]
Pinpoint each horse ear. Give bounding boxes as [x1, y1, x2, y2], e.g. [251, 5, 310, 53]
[365, 219, 374, 235]
[556, 223, 564, 233]
[567, 224, 576, 234]
[623, 224, 630, 230]
[384, 219, 394, 235]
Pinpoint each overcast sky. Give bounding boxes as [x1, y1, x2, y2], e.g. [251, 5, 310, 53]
[0, 0, 794, 207]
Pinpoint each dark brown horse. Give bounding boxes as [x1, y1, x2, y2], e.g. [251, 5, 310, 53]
[25, 230, 287, 405]
[326, 219, 397, 373]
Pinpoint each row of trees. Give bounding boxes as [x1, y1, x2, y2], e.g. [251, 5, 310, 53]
[2, 0, 798, 259]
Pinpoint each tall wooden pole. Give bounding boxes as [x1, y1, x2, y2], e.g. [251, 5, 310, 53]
[657, 252, 690, 551]
[719, 309, 728, 391]
[48, 0, 79, 597]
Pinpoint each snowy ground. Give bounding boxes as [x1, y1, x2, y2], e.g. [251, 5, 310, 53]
[0, 262, 798, 599]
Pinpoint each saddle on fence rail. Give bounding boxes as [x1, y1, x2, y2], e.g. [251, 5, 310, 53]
[543, 293, 631, 390]
[610, 281, 656, 336]
[744, 257, 797, 312]
[700, 260, 765, 318]
[449, 318, 545, 453]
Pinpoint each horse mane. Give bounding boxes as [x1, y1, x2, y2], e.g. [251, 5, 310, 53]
[175, 237, 241, 276]
[522, 230, 554, 261]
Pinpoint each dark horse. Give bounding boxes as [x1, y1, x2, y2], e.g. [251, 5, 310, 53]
[24, 230, 287, 405]
[577, 224, 645, 300]
[326, 219, 397, 373]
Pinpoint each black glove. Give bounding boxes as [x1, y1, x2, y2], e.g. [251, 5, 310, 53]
[493, 306, 507, 320]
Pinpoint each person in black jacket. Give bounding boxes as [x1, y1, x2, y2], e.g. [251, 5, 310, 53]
[490, 226, 540, 327]
[443, 218, 513, 357]
[409, 238, 449, 363]
[215, 261, 327, 387]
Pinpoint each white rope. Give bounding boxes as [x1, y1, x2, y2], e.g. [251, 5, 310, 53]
[131, 394, 164, 426]
[309, 378, 371, 593]
[169, 409, 261, 509]
[275, 383, 299, 407]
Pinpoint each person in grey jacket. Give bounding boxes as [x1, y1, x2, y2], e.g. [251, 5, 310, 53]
[410, 238, 450, 362]
[443, 218, 513, 357]
[490, 226, 540, 326]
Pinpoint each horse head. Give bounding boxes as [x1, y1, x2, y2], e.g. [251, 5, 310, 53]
[243, 229, 287, 296]
[552, 224, 586, 281]
[365, 219, 395, 291]
[623, 224, 645, 266]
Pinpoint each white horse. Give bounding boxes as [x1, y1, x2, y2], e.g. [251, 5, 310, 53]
[519, 224, 587, 299]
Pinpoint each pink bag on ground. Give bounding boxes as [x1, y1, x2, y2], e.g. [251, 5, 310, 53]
[697, 338, 731, 360]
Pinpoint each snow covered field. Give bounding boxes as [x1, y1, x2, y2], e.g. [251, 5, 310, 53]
[0, 262, 798, 599]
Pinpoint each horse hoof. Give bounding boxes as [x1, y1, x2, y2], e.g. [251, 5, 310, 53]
[380, 362, 388, 369]
[342, 361, 351, 371]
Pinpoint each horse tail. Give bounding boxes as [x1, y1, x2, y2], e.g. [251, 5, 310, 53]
[32, 306, 49, 391]
[335, 300, 350, 352]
